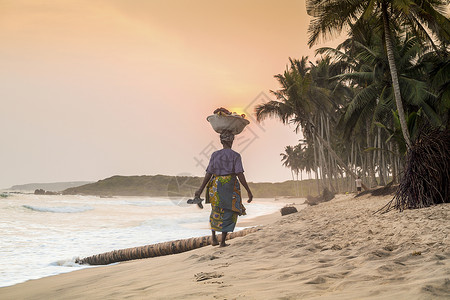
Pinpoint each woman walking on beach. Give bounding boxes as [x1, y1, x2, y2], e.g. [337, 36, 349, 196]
[195, 130, 253, 247]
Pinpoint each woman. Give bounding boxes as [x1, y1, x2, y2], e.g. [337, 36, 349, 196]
[195, 130, 253, 247]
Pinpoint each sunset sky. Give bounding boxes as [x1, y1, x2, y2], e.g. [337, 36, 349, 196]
[0, 0, 341, 189]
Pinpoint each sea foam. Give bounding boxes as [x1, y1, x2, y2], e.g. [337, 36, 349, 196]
[23, 205, 94, 213]
[1, 195, 286, 288]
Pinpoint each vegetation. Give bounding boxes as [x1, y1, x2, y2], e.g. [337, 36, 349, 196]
[379, 129, 450, 212]
[8, 181, 93, 192]
[256, 0, 449, 206]
[62, 175, 319, 198]
[63, 175, 199, 197]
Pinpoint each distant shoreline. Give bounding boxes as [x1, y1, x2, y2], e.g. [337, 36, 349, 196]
[3, 175, 336, 198]
[60, 174, 320, 198]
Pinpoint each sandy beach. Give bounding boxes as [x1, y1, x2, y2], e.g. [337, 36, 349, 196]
[1, 193, 449, 300]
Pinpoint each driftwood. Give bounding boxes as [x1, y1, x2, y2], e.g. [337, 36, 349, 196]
[76, 227, 260, 265]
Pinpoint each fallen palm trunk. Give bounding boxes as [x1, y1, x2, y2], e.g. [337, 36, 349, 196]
[76, 227, 260, 265]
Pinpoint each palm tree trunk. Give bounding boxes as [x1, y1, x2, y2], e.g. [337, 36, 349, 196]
[325, 116, 337, 192]
[378, 127, 386, 185]
[290, 170, 298, 197]
[317, 136, 325, 188]
[314, 132, 368, 190]
[299, 171, 303, 197]
[349, 141, 355, 191]
[313, 138, 320, 195]
[390, 143, 397, 183]
[319, 144, 331, 190]
[382, 0, 412, 148]
[77, 227, 259, 265]
[366, 122, 377, 187]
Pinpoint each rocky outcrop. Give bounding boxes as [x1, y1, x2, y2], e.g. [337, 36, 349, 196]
[34, 189, 59, 195]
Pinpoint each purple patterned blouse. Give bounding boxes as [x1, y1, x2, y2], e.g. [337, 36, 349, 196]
[206, 148, 244, 175]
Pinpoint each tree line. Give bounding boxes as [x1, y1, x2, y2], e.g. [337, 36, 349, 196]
[256, 0, 449, 195]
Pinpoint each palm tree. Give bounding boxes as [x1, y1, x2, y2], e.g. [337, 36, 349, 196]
[306, 0, 450, 148]
[336, 28, 439, 139]
[256, 57, 367, 190]
[280, 146, 298, 181]
[281, 145, 306, 196]
[421, 47, 450, 128]
[318, 17, 447, 183]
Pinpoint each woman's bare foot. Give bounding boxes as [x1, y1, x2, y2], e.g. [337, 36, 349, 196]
[211, 234, 219, 246]
[220, 232, 228, 247]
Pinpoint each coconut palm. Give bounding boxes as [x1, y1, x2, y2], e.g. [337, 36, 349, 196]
[280, 146, 299, 181]
[421, 48, 450, 128]
[336, 31, 441, 139]
[306, 0, 450, 148]
[256, 57, 366, 190]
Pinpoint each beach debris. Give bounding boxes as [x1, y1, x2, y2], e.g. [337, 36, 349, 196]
[377, 128, 449, 213]
[280, 205, 298, 216]
[76, 227, 260, 265]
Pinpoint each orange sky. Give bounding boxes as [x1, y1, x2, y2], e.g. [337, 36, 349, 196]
[0, 0, 341, 188]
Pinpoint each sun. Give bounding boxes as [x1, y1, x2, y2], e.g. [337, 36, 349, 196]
[229, 107, 246, 117]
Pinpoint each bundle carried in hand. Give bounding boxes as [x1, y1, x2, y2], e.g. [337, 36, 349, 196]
[207, 107, 249, 135]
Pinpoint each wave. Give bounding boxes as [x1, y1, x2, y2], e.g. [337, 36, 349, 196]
[126, 200, 177, 207]
[52, 257, 82, 267]
[23, 205, 94, 213]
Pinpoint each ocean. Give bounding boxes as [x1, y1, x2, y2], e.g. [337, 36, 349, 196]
[0, 193, 285, 287]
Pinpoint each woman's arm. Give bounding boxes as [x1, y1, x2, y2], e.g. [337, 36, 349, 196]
[195, 172, 212, 198]
[237, 172, 253, 203]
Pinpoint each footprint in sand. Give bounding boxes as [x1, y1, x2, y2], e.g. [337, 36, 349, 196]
[194, 272, 223, 282]
[306, 276, 326, 284]
[212, 263, 230, 269]
[197, 255, 219, 262]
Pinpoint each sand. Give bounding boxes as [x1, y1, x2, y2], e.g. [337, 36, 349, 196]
[1, 194, 449, 299]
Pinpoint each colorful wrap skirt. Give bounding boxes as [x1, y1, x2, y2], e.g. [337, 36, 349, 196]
[206, 175, 246, 232]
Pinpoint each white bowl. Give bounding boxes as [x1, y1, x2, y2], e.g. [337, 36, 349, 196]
[206, 114, 250, 135]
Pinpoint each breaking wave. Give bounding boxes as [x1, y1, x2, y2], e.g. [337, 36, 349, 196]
[23, 205, 94, 213]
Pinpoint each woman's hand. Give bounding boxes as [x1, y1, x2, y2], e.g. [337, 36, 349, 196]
[247, 191, 253, 203]
[195, 173, 212, 199]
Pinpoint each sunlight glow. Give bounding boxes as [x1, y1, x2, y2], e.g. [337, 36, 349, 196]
[229, 107, 246, 116]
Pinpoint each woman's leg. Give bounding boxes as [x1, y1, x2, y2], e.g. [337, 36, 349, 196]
[211, 230, 219, 246]
[220, 232, 228, 247]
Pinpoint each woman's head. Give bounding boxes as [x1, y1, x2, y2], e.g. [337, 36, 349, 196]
[220, 130, 235, 148]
